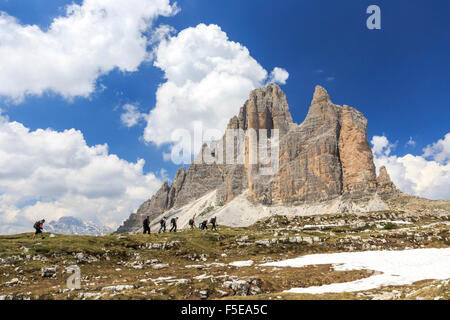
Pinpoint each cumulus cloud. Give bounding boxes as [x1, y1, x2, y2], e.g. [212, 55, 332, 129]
[371, 135, 450, 200]
[423, 133, 450, 164]
[371, 135, 396, 156]
[143, 23, 289, 153]
[121, 104, 148, 127]
[268, 67, 289, 85]
[0, 0, 178, 102]
[0, 114, 162, 234]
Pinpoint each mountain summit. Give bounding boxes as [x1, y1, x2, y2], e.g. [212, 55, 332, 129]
[117, 84, 399, 233]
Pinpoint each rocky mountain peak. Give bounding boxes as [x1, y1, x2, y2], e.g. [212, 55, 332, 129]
[312, 85, 331, 104]
[228, 82, 293, 136]
[378, 166, 391, 181]
[377, 166, 398, 194]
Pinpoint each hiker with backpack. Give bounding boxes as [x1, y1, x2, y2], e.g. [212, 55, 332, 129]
[158, 217, 167, 234]
[200, 220, 208, 230]
[143, 216, 151, 234]
[170, 217, 178, 232]
[210, 216, 217, 231]
[188, 217, 195, 229]
[32, 219, 45, 239]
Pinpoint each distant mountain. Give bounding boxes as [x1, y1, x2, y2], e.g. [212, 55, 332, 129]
[46, 216, 112, 235]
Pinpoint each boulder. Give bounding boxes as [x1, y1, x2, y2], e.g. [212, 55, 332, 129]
[223, 280, 250, 296]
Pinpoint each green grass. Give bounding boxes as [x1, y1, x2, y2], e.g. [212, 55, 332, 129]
[383, 222, 397, 230]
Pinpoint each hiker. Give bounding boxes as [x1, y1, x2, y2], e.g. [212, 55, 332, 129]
[188, 217, 195, 229]
[170, 217, 178, 232]
[32, 219, 45, 240]
[143, 216, 151, 234]
[200, 220, 208, 230]
[210, 216, 217, 231]
[158, 217, 167, 234]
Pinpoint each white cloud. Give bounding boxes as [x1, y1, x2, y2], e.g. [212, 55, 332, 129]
[268, 67, 289, 85]
[423, 133, 450, 164]
[371, 135, 396, 156]
[0, 114, 162, 234]
[371, 135, 450, 200]
[371, 135, 389, 155]
[120, 104, 147, 127]
[0, 0, 178, 102]
[143, 23, 289, 151]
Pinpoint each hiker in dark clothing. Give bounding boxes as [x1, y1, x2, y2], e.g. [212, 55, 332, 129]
[170, 217, 178, 232]
[32, 219, 45, 239]
[189, 217, 195, 229]
[200, 220, 208, 230]
[210, 216, 217, 231]
[158, 217, 167, 234]
[143, 216, 151, 234]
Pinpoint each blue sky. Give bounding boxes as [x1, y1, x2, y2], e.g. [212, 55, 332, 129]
[0, 0, 449, 233]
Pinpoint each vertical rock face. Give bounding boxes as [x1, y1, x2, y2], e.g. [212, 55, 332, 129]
[377, 166, 398, 194]
[338, 105, 378, 197]
[117, 84, 396, 233]
[239, 84, 294, 203]
[216, 83, 293, 203]
[268, 86, 344, 204]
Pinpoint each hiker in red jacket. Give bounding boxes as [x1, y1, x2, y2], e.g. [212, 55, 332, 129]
[32, 219, 45, 239]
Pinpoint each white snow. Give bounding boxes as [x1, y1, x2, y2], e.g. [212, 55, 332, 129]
[262, 248, 450, 294]
[303, 224, 340, 229]
[229, 260, 254, 267]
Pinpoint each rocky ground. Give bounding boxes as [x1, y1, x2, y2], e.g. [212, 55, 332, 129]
[0, 210, 449, 300]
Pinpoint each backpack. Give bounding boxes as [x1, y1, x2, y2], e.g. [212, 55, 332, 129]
[160, 219, 164, 225]
[171, 218, 176, 224]
[33, 221, 41, 229]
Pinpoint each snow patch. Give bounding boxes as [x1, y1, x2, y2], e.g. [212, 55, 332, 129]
[262, 248, 450, 294]
[229, 260, 254, 267]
